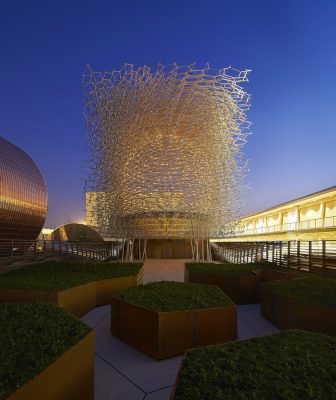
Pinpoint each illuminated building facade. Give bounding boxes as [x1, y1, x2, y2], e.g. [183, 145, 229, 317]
[83, 63, 250, 259]
[0, 136, 48, 240]
[219, 186, 336, 242]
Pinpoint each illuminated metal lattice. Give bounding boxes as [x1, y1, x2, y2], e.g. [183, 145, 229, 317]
[83, 63, 250, 242]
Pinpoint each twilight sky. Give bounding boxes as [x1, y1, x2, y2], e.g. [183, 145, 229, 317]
[0, 0, 335, 228]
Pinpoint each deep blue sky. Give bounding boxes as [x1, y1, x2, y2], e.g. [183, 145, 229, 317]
[1, 0, 335, 227]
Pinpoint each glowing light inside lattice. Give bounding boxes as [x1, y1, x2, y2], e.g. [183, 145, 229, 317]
[83, 63, 250, 240]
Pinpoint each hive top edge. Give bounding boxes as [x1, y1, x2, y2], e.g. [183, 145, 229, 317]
[82, 62, 251, 85]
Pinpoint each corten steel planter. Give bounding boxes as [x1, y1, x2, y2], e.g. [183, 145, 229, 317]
[0, 267, 143, 317]
[185, 266, 258, 304]
[96, 268, 143, 306]
[7, 330, 94, 400]
[111, 297, 237, 360]
[255, 269, 301, 284]
[0, 283, 97, 317]
[186, 265, 302, 305]
[169, 351, 187, 400]
[260, 286, 336, 336]
[253, 269, 301, 301]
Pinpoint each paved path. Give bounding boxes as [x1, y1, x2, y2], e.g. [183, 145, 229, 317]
[81, 259, 280, 400]
[143, 259, 190, 283]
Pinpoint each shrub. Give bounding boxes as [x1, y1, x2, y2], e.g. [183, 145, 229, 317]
[262, 276, 336, 310]
[0, 303, 90, 400]
[0, 261, 142, 291]
[117, 281, 234, 312]
[174, 330, 336, 400]
[185, 262, 301, 277]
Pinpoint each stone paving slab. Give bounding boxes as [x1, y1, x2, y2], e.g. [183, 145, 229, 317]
[144, 386, 174, 400]
[238, 303, 280, 337]
[94, 355, 145, 400]
[81, 304, 110, 329]
[237, 315, 260, 340]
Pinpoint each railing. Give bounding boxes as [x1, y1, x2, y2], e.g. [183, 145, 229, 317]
[226, 216, 336, 237]
[0, 240, 124, 268]
[212, 240, 336, 277]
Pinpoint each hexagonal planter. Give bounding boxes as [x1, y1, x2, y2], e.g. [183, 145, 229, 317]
[170, 330, 336, 399]
[254, 269, 302, 300]
[0, 283, 97, 317]
[0, 262, 143, 316]
[185, 263, 302, 304]
[1, 303, 94, 400]
[111, 282, 237, 359]
[186, 266, 257, 304]
[255, 269, 301, 284]
[95, 269, 143, 306]
[260, 282, 336, 336]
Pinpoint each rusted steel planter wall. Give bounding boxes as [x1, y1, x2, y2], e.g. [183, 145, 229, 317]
[254, 270, 301, 301]
[185, 267, 257, 304]
[186, 266, 301, 304]
[0, 268, 143, 316]
[256, 270, 301, 284]
[111, 298, 237, 360]
[169, 351, 188, 400]
[96, 269, 143, 306]
[260, 286, 336, 336]
[7, 331, 94, 400]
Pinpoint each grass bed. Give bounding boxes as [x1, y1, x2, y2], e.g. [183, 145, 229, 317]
[263, 276, 336, 310]
[174, 330, 336, 400]
[117, 281, 234, 312]
[186, 262, 304, 277]
[0, 303, 90, 400]
[0, 261, 142, 291]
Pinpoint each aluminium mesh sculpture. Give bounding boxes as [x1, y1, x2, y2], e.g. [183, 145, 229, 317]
[83, 63, 250, 260]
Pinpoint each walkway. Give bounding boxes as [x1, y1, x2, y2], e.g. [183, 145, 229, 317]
[81, 259, 279, 400]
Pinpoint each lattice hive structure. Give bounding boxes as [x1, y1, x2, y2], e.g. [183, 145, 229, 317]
[83, 63, 250, 240]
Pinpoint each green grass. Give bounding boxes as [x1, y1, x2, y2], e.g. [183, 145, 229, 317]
[0, 303, 91, 400]
[186, 262, 302, 277]
[117, 281, 234, 312]
[174, 330, 336, 400]
[0, 261, 143, 291]
[263, 276, 336, 310]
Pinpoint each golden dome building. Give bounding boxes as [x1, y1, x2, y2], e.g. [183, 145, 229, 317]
[0, 136, 48, 241]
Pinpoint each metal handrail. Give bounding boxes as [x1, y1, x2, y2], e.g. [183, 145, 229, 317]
[212, 239, 336, 277]
[226, 216, 336, 237]
[0, 239, 124, 267]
